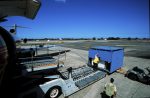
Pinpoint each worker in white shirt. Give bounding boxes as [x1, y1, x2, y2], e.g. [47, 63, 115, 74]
[104, 78, 117, 98]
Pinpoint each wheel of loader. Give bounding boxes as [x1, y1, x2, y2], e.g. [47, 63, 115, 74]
[128, 73, 138, 81]
[46, 86, 62, 98]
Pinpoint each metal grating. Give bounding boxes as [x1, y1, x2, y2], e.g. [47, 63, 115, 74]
[75, 71, 106, 89]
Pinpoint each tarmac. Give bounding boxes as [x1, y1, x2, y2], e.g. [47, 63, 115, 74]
[52, 41, 150, 98]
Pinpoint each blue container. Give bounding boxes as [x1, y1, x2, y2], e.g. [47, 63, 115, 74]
[88, 46, 124, 73]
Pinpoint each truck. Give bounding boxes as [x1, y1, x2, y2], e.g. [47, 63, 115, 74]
[39, 66, 106, 98]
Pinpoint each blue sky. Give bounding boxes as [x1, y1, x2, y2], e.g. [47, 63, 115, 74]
[0, 0, 149, 39]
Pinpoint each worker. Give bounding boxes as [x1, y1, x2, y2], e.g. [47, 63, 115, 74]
[92, 54, 100, 69]
[104, 78, 117, 98]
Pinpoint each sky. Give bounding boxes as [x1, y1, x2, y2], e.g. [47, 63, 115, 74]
[0, 0, 149, 39]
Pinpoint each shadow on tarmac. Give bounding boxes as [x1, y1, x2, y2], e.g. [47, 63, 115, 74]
[100, 91, 109, 98]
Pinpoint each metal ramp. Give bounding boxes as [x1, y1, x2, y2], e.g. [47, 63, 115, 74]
[63, 66, 107, 89]
[74, 69, 106, 89]
[60, 66, 107, 89]
[72, 66, 95, 80]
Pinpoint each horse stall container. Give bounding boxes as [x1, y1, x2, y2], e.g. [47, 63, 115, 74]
[88, 46, 124, 73]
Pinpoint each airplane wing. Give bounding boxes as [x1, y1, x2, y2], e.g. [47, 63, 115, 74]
[0, 0, 41, 21]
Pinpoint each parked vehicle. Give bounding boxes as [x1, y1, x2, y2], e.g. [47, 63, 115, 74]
[126, 66, 150, 85]
[39, 66, 106, 98]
